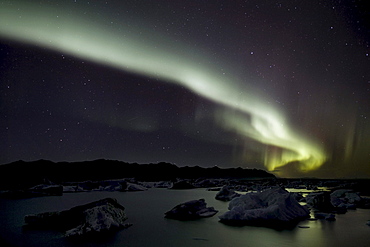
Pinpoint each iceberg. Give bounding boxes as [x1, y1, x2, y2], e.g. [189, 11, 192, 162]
[330, 189, 362, 209]
[170, 180, 195, 189]
[219, 187, 309, 227]
[120, 181, 148, 191]
[314, 212, 336, 221]
[165, 199, 218, 220]
[24, 198, 131, 238]
[215, 185, 241, 201]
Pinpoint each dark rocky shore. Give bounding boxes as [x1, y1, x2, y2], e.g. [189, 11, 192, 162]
[0, 159, 274, 192]
[1, 159, 370, 205]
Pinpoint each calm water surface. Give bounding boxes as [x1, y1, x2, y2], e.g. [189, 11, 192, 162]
[1, 188, 370, 247]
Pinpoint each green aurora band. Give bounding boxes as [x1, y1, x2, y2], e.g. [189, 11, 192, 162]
[0, 1, 328, 174]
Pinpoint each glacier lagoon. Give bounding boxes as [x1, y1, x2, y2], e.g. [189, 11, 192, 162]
[1, 188, 370, 247]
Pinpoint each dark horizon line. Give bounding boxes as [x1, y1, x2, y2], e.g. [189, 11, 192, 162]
[1, 157, 269, 171]
[1, 158, 370, 181]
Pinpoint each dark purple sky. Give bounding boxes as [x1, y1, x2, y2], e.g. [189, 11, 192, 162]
[0, 0, 369, 178]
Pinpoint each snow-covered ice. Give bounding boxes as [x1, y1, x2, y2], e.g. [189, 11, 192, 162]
[219, 187, 309, 225]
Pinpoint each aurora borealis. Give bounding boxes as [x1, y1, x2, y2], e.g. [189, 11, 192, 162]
[0, 0, 369, 178]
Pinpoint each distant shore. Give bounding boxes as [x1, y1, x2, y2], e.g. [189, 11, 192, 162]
[1, 159, 370, 198]
[0, 159, 275, 190]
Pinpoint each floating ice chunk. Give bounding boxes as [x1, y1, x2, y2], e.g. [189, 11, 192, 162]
[165, 199, 218, 220]
[219, 187, 309, 226]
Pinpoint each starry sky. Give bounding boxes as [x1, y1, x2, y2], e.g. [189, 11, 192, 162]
[0, 0, 369, 178]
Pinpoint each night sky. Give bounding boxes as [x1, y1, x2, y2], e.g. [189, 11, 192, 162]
[0, 0, 369, 178]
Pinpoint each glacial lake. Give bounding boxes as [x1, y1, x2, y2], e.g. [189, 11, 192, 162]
[1, 188, 370, 247]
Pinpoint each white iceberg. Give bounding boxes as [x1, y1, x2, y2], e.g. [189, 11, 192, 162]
[330, 189, 362, 209]
[215, 185, 241, 201]
[65, 202, 131, 237]
[24, 198, 131, 238]
[125, 182, 148, 191]
[219, 187, 309, 226]
[165, 199, 218, 220]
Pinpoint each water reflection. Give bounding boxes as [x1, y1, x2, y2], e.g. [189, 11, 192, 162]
[0, 189, 369, 247]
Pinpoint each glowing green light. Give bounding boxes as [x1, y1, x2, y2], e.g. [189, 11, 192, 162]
[0, 1, 328, 174]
